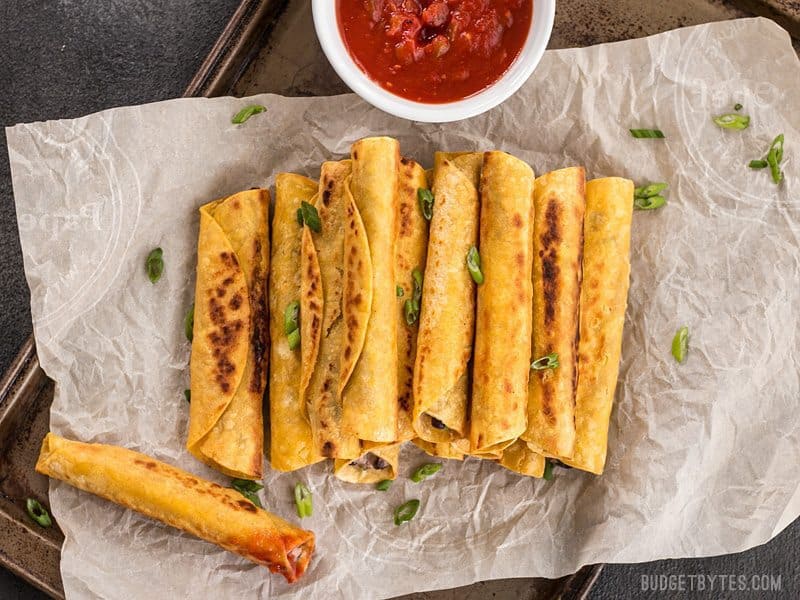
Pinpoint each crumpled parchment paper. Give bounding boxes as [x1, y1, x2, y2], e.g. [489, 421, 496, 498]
[6, 17, 800, 600]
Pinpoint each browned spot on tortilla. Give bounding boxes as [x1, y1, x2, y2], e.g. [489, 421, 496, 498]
[400, 156, 410, 166]
[399, 200, 413, 238]
[220, 252, 238, 268]
[322, 189, 331, 206]
[229, 293, 243, 310]
[344, 346, 351, 360]
[237, 500, 258, 513]
[541, 201, 561, 326]
[515, 252, 525, 267]
[511, 402, 518, 411]
[351, 293, 362, 306]
[542, 381, 556, 424]
[134, 459, 157, 470]
[216, 287, 226, 298]
[353, 150, 359, 160]
[232, 199, 241, 209]
[503, 379, 514, 394]
[222, 276, 234, 286]
[322, 441, 335, 457]
[512, 212, 523, 228]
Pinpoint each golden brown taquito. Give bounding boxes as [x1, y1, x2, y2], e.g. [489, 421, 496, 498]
[188, 189, 268, 479]
[333, 443, 401, 483]
[413, 152, 482, 443]
[396, 157, 429, 441]
[36, 433, 314, 583]
[269, 174, 325, 472]
[522, 167, 586, 459]
[562, 177, 633, 474]
[341, 137, 400, 442]
[301, 161, 360, 459]
[470, 151, 534, 454]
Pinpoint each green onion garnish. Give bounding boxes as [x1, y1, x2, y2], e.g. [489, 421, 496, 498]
[412, 268, 423, 301]
[671, 326, 689, 364]
[466, 246, 484, 284]
[394, 499, 420, 526]
[145, 247, 164, 284]
[734, 103, 743, 111]
[184, 303, 195, 342]
[298, 201, 321, 232]
[630, 128, 665, 139]
[713, 113, 750, 130]
[26, 498, 52, 528]
[376, 479, 392, 491]
[417, 188, 434, 221]
[634, 182, 668, 199]
[542, 460, 554, 481]
[296, 208, 304, 227]
[231, 478, 263, 508]
[396, 286, 404, 297]
[283, 300, 300, 335]
[294, 483, 313, 518]
[766, 134, 785, 184]
[531, 352, 559, 371]
[410, 463, 442, 483]
[184, 389, 191, 403]
[634, 195, 666, 210]
[287, 328, 301, 351]
[749, 160, 768, 170]
[231, 104, 266, 124]
[403, 299, 419, 326]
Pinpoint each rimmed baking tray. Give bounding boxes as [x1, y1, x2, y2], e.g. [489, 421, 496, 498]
[3, 0, 798, 597]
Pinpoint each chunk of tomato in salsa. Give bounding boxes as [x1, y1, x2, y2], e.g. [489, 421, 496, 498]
[337, 0, 533, 103]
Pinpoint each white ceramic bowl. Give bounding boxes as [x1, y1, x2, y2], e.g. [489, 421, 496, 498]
[312, 0, 555, 123]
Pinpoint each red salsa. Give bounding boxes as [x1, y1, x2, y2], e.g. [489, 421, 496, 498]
[337, 0, 533, 103]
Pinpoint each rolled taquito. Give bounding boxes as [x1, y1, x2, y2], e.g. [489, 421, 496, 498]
[188, 189, 268, 479]
[301, 161, 361, 460]
[333, 443, 401, 484]
[269, 174, 325, 472]
[413, 152, 482, 443]
[396, 157, 429, 441]
[499, 439, 545, 478]
[470, 151, 534, 453]
[36, 433, 314, 583]
[562, 177, 633, 474]
[522, 167, 586, 459]
[341, 137, 400, 443]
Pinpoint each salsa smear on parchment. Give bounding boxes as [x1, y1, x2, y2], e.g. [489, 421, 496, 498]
[337, 0, 533, 103]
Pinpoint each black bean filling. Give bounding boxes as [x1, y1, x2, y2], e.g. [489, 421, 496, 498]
[430, 417, 446, 430]
[348, 452, 390, 471]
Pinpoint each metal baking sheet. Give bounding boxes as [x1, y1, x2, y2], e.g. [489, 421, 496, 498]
[2, 0, 799, 597]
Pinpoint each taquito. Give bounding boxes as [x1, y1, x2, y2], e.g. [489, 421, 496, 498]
[470, 151, 534, 453]
[301, 161, 361, 459]
[188, 189, 268, 479]
[36, 433, 314, 583]
[269, 174, 325, 472]
[413, 152, 482, 443]
[499, 439, 545, 478]
[522, 167, 585, 459]
[562, 177, 633, 474]
[341, 137, 400, 442]
[396, 157, 429, 441]
[333, 443, 401, 483]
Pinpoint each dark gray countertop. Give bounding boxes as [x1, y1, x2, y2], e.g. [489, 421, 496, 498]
[0, 2, 797, 598]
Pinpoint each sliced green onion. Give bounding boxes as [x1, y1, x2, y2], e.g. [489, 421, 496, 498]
[417, 188, 434, 221]
[376, 479, 392, 491]
[542, 460, 554, 481]
[734, 103, 743, 111]
[287, 328, 301, 351]
[403, 299, 419, 326]
[283, 300, 300, 335]
[671, 326, 689, 364]
[232, 478, 263, 493]
[145, 247, 164, 284]
[466, 246, 484, 284]
[394, 499, 420, 525]
[396, 286, 404, 298]
[713, 113, 750, 130]
[531, 352, 559, 371]
[184, 303, 195, 342]
[296, 208, 304, 227]
[749, 159, 768, 170]
[299, 201, 321, 232]
[410, 463, 442, 483]
[630, 128, 665, 139]
[412, 268, 423, 302]
[634, 182, 668, 198]
[634, 195, 667, 211]
[231, 104, 266, 124]
[26, 498, 52, 527]
[294, 483, 313, 518]
[767, 134, 785, 184]
[184, 389, 191, 403]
